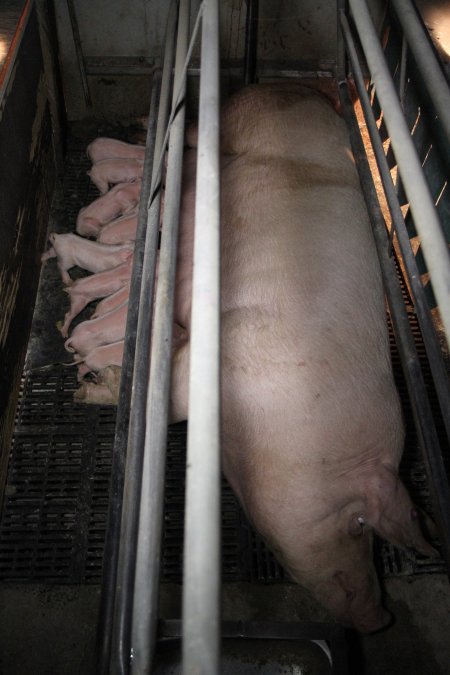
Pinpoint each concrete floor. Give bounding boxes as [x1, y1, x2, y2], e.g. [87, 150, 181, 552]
[0, 576, 449, 674]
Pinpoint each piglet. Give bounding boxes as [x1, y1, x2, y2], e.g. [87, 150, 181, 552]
[97, 211, 138, 244]
[75, 340, 124, 380]
[74, 365, 122, 405]
[65, 300, 129, 356]
[76, 181, 141, 236]
[59, 257, 133, 337]
[92, 284, 130, 319]
[88, 158, 144, 194]
[41, 233, 133, 285]
[87, 137, 146, 163]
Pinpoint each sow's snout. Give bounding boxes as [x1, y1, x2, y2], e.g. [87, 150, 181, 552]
[327, 568, 392, 634]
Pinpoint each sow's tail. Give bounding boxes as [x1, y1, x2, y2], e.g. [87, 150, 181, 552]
[356, 464, 438, 557]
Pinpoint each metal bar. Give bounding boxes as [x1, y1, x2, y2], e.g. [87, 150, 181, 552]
[96, 68, 161, 675]
[182, 0, 221, 672]
[130, 0, 191, 672]
[160, 619, 349, 674]
[339, 81, 450, 574]
[340, 9, 450, 461]
[390, 0, 450, 144]
[336, 0, 348, 81]
[95, 72, 161, 675]
[35, 0, 65, 174]
[85, 57, 157, 76]
[109, 84, 163, 675]
[244, 0, 259, 85]
[108, 2, 178, 673]
[398, 34, 408, 109]
[147, 4, 205, 208]
[348, 0, 450, 347]
[65, 0, 91, 107]
[96, 4, 178, 672]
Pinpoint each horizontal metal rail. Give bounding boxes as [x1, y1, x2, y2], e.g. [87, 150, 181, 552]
[348, 0, 450, 347]
[182, 0, 221, 672]
[160, 620, 348, 675]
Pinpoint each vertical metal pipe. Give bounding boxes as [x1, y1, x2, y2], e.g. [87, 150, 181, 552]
[65, 0, 91, 107]
[244, 0, 259, 85]
[96, 70, 162, 675]
[97, 4, 178, 673]
[398, 34, 408, 108]
[339, 81, 450, 573]
[348, 0, 450, 346]
[36, 0, 65, 173]
[336, 0, 348, 81]
[390, 0, 450, 144]
[109, 96, 163, 675]
[339, 10, 450, 445]
[182, 0, 221, 672]
[108, 1, 178, 670]
[130, 1, 191, 672]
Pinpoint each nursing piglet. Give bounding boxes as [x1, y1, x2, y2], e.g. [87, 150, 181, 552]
[87, 137, 146, 162]
[97, 211, 138, 244]
[41, 233, 133, 285]
[76, 181, 141, 236]
[74, 365, 122, 405]
[91, 285, 130, 319]
[59, 257, 133, 337]
[170, 84, 435, 633]
[88, 158, 144, 194]
[75, 340, 124, 380]
[65, 300, 129, 356]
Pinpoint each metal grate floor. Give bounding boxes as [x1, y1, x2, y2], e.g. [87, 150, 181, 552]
[0, 128, 447, 585]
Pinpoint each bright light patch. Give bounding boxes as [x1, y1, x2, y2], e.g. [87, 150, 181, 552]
[0, 39, 7, 64]
[417, 2, 450, 59]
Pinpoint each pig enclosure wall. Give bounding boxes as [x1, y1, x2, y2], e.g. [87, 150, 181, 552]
[0, 2, 58, 499]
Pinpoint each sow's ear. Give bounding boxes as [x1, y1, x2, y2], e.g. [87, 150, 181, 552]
[363, 465, 438, 557]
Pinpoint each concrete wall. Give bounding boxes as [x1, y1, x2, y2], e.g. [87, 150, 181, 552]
[53, 0, 343, 120]
[0, 2, 57, 500]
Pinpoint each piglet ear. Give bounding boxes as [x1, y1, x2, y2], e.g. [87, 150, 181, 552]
[363, 465, 438, 558]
